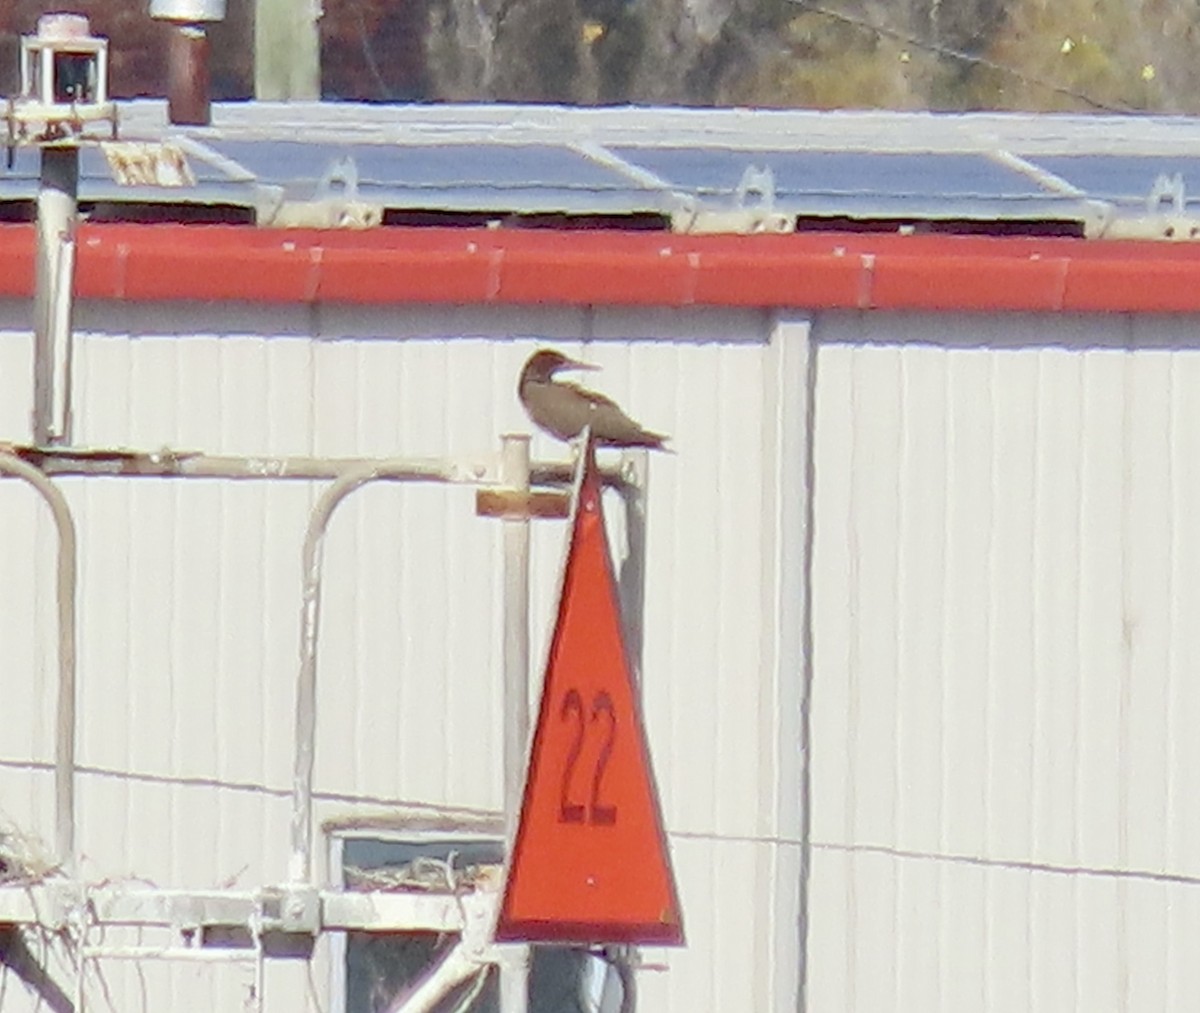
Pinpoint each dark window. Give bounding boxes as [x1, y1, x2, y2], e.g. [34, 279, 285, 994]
[340, 835, 625, 1013]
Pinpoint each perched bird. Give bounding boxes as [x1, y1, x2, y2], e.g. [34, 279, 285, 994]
[518, 349, 670, 450]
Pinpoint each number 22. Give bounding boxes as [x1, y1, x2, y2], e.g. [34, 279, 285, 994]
[559, 689, 618, 825]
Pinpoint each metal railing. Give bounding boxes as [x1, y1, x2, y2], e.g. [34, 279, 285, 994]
[0, 452, 77, 874]
[288, 453, 504, 887]
[0, 439, 647, 1013]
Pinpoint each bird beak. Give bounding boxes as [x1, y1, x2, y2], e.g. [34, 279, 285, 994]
[560, 357, 599, 373]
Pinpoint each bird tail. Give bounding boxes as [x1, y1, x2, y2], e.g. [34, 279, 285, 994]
[640, 433, 674, 453]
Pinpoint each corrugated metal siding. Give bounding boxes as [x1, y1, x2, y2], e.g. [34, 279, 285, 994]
[808, 313, 1200, 1012]
[0, 302, 800, 1010]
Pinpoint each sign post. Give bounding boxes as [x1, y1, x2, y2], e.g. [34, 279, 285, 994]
[496, 434, 683, 945]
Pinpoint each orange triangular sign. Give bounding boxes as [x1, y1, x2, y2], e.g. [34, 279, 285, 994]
[496, 438, 684, 945]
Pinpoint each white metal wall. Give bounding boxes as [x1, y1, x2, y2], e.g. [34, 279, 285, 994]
[808, 311, 1200, 1012]
[0, 298, 803, 1011]
[11, 291, 1198, 1012]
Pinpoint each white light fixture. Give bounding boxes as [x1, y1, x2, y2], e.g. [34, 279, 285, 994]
[8, 13, 117, 144]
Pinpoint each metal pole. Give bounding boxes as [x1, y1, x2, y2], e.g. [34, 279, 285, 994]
[21, 447, 615, 488]
[292, 466, 398, 884]
[612, 448, 650, 1010]
[498, 434, 531, 1013]
[289, 459, 479, 885]
[500, 434, 531, 836]
[616, 450, 649, 682]
[389, 944, 483, 1013]
[166, 24, 211, 126]
[290, 472, 352, 885]
[0, 454, 77, 873]
[33, 146, 78, 447]
[254, 0, 320, 100]
[28, 450, 494, 483]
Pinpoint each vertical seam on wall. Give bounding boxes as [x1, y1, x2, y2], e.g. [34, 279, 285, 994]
[796, 317, 818, 1013]
[760, 319, 784, 1012]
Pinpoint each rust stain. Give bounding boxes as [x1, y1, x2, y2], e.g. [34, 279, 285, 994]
[475, 488, 570, 519]
[101, 142, 196, 188]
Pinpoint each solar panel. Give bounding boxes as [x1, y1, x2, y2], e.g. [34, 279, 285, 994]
[1026, 155, 1200, 205]
[600, 145, 1099, 226]
[0, 140, 258, 211]
[2, 104, 1194, 233]
[610, 147, 1046, 199]
[205, 140, 670, 214]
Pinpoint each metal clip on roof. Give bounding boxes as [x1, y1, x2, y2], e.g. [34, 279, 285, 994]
[265, 155, 384, 229]
[671, 163, 795, 235]
[1097, 171, 1200, 241]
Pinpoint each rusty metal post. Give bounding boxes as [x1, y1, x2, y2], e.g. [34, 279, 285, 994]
[498, 433, 531, 1013]
[151, 0, 224, 124]
[166, 24, 211, 126]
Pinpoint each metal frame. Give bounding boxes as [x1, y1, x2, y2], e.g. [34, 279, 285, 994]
[0, 439, 648, 1013]
[324, 818, 506, 1013]
[326, 824, 511, 1013]
[20, 34, 109, 108]
[7, 30, 117, 147]
[0, 454, 76, 874]
[288, 456, 494, 889]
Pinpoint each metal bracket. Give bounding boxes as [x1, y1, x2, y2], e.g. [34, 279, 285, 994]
[1147, 171, 1186, 215]
[1097, 172, 1200, 241]
[670, 163, 794, 235]
[260, 885, 320, 934]
[735, 164, 776, 212]
[266, 155, 384, 229]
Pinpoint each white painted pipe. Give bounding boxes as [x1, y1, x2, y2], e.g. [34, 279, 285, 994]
[33, 146, 78, 446]
[0, 454, 76, 874]
[499, 432, 532, 1013]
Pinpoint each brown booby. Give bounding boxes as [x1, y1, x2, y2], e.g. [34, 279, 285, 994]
[518, 349, 670, 450]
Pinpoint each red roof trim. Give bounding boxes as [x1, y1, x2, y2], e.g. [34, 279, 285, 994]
[2, 223, 1200, 312]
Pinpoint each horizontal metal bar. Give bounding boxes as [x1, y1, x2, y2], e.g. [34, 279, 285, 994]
[87, 887, 260, 926]
[5, 446, 630, 488]
[79, 946, 260, 963]
[322, 888, 496, 932]
[20, 448, 494, 483]
[0, 884, 496, 935]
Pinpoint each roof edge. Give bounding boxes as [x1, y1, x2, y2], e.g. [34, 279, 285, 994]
[3, 224, 1200, 313]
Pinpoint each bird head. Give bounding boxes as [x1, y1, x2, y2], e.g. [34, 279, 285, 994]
[520, 349, 599, 385]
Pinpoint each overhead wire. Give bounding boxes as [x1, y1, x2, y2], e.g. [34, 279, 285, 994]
[785, 0, 1134, 113]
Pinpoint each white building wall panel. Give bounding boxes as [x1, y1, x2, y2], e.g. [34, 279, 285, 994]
[0, 301, 801, 1011]
[808, 312, 1200, 1012]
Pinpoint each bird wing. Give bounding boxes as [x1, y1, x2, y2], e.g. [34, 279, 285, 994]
[559, 382, 621, 410]
[521, 376, 670, 448]
[561, 382, 668, 447]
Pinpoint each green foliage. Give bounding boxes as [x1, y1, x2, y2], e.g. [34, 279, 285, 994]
[730, 13, 894, 107]
[983, 0, 1165, 110]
